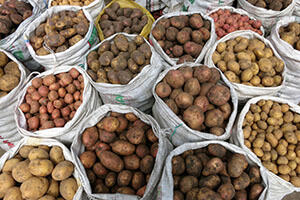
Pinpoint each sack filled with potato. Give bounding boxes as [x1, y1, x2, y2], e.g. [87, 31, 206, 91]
[15, 65, 101, 144]
[232, 96, 300, 199]
[0, 0, 43, 63]
[149, 11, 216, 66]
[205, 30, 286, 101]
[152, 63, 238, 146]
[237, 0, 296, 32]
[208, 6, 264, 39]
[0, 137, 85, 199]
[157, 140, 268, 200]
[23, 6, 99, 70]
[0, 50, 28, 151]
[84, 33, 162, 111]
[269, 16, 300, 104]
[95, 0, 155, 41]
[48, 0, 104, 20]
[71, 104, 173, 200]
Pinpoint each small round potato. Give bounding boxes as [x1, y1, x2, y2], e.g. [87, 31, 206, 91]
[52, 161, 74, 181]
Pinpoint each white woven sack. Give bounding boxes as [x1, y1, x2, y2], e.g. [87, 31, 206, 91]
[84, 33, 162, 112]
[163, 0, 234, 14]
[294, 0, 300, 16]
[152, 62, 238, 147]
[156, 140, 269, 200]
[0, 0, 43, 62]
[15, 65, 102, 144]
[207, 6, 265, 37]
[0, 50, 29, 151]
[135, 0, 166, 12]
[231, 96, 300, 199]
[269, 16, 300, 104]
[48, 0, 104, 20]
[205, 30, 286, 101]
[23, 6, 99, 71]
[71, 104, 173, 200]
[149, 11, 217, 67]
[237, 0, 296, 32]
[0, 137, 86, 199]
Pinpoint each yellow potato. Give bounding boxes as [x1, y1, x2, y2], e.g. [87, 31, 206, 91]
[241, 68, 254, 82]
[19, 145, 34, 159]
[278, 164, 291, 175]
[217, 42, 226, 53]
[52, 161, 74, 181]
[2, 158, 20, 173]
[29, 159, 54, 177]
[47, 179, 59, 197]
[291, 176, 300, 187]
[12, 160, 32, 183]
[49, 146, 65, 164]
[3, 186, 22, 200]
[59, 178, 78, 200]
[0, 173, 15, 198]
[28, 148, 49, 160]
[20, 177, 49, 199]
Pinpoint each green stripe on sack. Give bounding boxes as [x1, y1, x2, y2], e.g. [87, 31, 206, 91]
[115, 95, 126, 105]
[13, 51, 24, 60]
[88, 26, 98, 46]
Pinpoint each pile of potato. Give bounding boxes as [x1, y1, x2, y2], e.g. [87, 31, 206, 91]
[0, 52, 20, 97]
[247, 0, 292, 11]
[99, 2, 148, 39]
[87, 34, 152, 85]
[279, 22, 300, 50]
[212, 36, 284, 87]
[155, 65, 232, 136]
[30, 10, 89, 56]
[0, 145, 78, 199]
[19, 68, 84, 131]
[0, 0, 32, 38]
[79, 112, 158, 196]
[51, 0, 95, 6]
[171, 144, 265, 200]
[242, 100, 300, 187]
[209, 9, 262, 39]
[152, 14, 211, 63]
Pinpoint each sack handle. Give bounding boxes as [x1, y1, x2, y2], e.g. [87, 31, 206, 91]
[42, 41, 61, 72]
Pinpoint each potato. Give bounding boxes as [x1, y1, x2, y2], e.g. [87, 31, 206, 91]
[49, 146, 64, 164]
[98, 151, 124, 172]
[197, 187, 222, 200]
[80, 151, 96, 169]
[249, 166, 262, 184]
[166, 70, 185, 89]
[217, 183, 235, 200]
[47, 179, 59, 197]
[233, 172, 250, 190]
[3, 186, 22, 200]
[249, 184, 264, 200]
[172, 156, 185, 175]
[202, 157, 224, 176]
[123, 154, 140, 170]
[140, 155, 154, 174]
[205, 109, 224, 128]
[2, 158, 20, 173]
[12, 160, 32, 183]
[228, 154, 248, 178]
[0, 173, 15, 198]
[52, 161, 74, 181]
[82, 127, 99, 148]
[59, 178, 78, 200]
[117, 170, 132, 187]
[198, 174, 221, 189]
[28, 148, 49, 160]
[207, 85, 230, 106]
[20, 177, 48, 199]
[126, 127, 144, 145]
[0, 74, 19, 91]
[207, 144, 226, 157]
[111, 140, 135, 156]
[183, 105, 204, 130]
[179, 175, 198, 193]
[29, 159, 54, 176]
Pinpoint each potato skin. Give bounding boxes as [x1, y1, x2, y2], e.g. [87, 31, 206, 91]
[0, 173, 15, 198]
[228, 154, 248, 178]
[12, 160, 32, 183]
[59, 178, 78, 200]
[20, 177, 49, 199]
[29, 159, 54, 177]
[98, 151, 124, 172]
[51, 161, 74, 181]
[111, 140, 135, 156]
